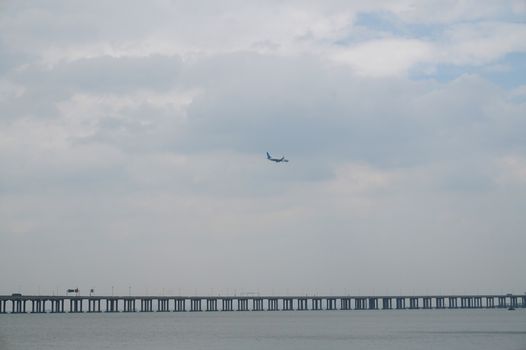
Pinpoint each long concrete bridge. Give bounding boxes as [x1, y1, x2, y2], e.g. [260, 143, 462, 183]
[1, 294, 524, 314]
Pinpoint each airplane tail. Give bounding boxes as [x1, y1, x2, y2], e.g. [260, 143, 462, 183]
[266, 152, 271, 159]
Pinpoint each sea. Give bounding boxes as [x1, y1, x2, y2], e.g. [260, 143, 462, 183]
[0, 309, 525, 350]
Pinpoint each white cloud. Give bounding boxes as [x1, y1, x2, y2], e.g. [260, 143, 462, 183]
[331, 38, 434, 76]
[2, 1, 525, 77]
[439, 22, 526, 65]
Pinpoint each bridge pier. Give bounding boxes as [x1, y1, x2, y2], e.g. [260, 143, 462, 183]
[237, 298, 249, 311]
[474, 297, 482, 308]
[382, 298, 392, 310]
[123, 299, 136, 312]
[106, 298, 119, 312]
[354, 297, 365, 310]
[511, 296, 518, 309]
[341, 298, 352, 310]
[327, 298, 337, 310]
[174, 298, 186, 312]
[423, 297, 432, 309]
[50, 299, 64, 313]
[436, 297, 445, 309]
[190, 298, 201, 311]
[157, 298, 169, 312]
[12, 299, 26, 313]
[297, 298, 308, 310]
[282, 298, 294, 311]
[267, 298, 279, 311]
[460, 297, 472, 308]
[206, 298, 218, 311]
[396, 297, 405, 309]
[88, 299, 101, 312]
[311, 298, 322, 310]
[31, 300, 46, 313]
[448, 297, 458, 308]
[140, 299, 153, 312]
[221, 298, 233, 311]
[69, 298, 83, 313]
[253, 298, 264, 311]
[498, 297, 508, 308]
[368, 298, 378, 310]
[486, 297, 495, 308]
[409, 297, 418, 309]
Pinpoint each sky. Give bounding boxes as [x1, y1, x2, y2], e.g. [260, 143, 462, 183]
[1, 0, 525, 297]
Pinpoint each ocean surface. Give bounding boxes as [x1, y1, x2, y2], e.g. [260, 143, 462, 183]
[1, 309, 525, 350]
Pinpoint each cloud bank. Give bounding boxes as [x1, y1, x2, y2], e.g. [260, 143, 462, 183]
[0, 0, 525, 296]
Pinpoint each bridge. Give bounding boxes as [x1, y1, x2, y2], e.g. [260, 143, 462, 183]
[1, 294, 524, 314]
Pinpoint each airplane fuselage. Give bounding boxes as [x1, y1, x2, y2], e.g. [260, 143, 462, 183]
[266, 152, 288, 163]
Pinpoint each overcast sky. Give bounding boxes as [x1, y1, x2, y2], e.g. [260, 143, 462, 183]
[1, 0, 525, 297]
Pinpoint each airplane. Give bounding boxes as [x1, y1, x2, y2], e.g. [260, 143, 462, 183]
[266, 152, 289, 163]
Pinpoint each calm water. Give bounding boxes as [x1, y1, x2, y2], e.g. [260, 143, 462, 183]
[1, 310, 525, 350]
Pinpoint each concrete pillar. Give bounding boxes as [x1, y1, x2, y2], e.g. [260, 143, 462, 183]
[511, 297, 518, 308]
[142, 299, 151, 312]
[267, 298, 279, 311]
[158, 298, 169, 312]
[106, 299, 113, 312]
[396, 298, 405, 309]
[235, 298, 248, 311]
[297, 298, 308, 310]
[423, 298, 432, 309]
[252, 298, 264, 311]
[311, 298, 322, 311]
[354, 298, 364, 310]
[89, 299, 100, 313]
[409, 298, 418, 309]
[448, 297, 458, 309]
[341, 298, 351, 310]
[206, 299, 218, 311]
[282, 298, 294, 311]
[436, 297, 444, 309]
[141, 298, 153, 312]
[486, 297, 494, 308]
[173, 298, 186, 312]
[221, 298, 233, 311]
[498, 297, 508, 308]
[190, 298, 201, 311]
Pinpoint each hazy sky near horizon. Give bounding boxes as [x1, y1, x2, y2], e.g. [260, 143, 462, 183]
[1, 0, 525, 296]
